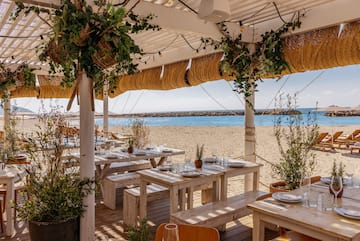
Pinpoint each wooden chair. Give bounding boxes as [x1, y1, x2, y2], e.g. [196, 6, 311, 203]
[155, 223, 220, 241]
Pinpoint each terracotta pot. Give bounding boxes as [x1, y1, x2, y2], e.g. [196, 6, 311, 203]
[127, 146, 133, 154]
[269, 181, 288, 193]
[194, 159, 202, 169]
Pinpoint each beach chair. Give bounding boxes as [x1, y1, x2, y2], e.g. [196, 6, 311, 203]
[313, 131, 343, 151]
[155, 223, 220, 241]
[312, 132, 328, 147]
[333, 129, 360, 148]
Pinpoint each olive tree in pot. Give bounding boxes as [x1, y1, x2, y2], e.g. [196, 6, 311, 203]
[271, 95, 319, 191]
[16, 110, 94, 241]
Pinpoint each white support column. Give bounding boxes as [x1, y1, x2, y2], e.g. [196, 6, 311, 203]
[244, 82, 256, 192]
[79, 72, 95, 241]
[3, 95, 10, 150]
[103, 80, 109, 135]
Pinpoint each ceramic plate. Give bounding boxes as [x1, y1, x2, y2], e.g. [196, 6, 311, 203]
[228, 162, 245, 168]
[334, 207, 360, 220]
[104, 154, 118, 159]
[158, 165, 172, 171]
[272, 192, 302, 203]
[162, 149, 173, 153]
[320, 177, 351, 185]
[203, 157, 217, 163]
[181, 171, 201, 178]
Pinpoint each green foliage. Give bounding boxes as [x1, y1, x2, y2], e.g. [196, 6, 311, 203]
[3, 118, 20, 161]
[331, 160, 345, 177]
[16, 110, 95, 222]
[12, 0, 160, 94]
[127, 219, 151, 241]
[0, 63, 36, 100]
[272, 95, 319, 190]
[196, 144, 204, 160]
[202, 15, 302, 106]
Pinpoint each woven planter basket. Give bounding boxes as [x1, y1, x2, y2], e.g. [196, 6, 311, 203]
[92, 38, 117, 69]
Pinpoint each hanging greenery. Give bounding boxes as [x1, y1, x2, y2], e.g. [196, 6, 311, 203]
[0, 63, 36, 100]
[12, 0, 160, 94]
[202, 13, 302, 104]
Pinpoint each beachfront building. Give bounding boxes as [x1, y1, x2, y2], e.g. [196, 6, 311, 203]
[0, 0, 360, 240]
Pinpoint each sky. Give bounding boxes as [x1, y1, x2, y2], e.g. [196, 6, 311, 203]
[11, 64, 360, 114]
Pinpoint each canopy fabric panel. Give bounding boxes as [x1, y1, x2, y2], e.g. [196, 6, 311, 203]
[283, 21, 360, 73]
[37, 75, 74, 99]
[10, 86, 38, 98]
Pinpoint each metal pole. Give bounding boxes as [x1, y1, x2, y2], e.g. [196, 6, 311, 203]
[79, 71, 95, 241]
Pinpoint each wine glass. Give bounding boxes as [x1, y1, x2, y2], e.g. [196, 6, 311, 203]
[330, 176, 343, 207]
[163, 223, 179, 241]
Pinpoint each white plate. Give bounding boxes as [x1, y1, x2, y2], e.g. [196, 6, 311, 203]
[228, 162, 245, 168]
[104, 154, 118, 159]
[158, 165, 172, 171]
[334, 207, 360, 220]
[272, 192, 302, 203]
[162, 149, 173, 153]
[181, 171, 201, 178]
[320, 177, 351, 185]
[203, 157, 217, 163]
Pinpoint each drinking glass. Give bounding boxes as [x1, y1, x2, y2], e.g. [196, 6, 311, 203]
[300, 174, 311, 207]
[163, 223, 179, 241]
[346, 172, 354, 187]
[330, 176, 343, 207]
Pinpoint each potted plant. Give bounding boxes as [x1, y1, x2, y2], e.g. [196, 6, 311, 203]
[130, 119, 150, 149]
[194, 144, 204, 169]
[127, 219, 151, 241]
[329, 160, 345, 197]
[15, 110, 94, 241]
[271, 95, 319, 191]
[128, 137, 134, 154]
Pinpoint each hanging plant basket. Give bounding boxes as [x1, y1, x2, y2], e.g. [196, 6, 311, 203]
[44, 39, 64, 65]
[92, 38, 117, 69]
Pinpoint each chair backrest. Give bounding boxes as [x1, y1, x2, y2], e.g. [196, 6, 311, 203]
[350, 129, 360, 140]
[315, 132, 328, 144]
[330, 131, 343, 142]
[155, 223, 220, 241]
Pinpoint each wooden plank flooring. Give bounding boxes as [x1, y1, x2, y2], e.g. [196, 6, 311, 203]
[0, 189, 278, 241]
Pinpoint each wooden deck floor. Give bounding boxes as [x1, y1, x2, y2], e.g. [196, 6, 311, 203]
[0, 190, 278, 241]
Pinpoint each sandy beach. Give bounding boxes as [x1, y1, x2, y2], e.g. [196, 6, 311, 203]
[10, 118, 360, 192]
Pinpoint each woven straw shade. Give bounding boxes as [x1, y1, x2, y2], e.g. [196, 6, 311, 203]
[283, 21, 360, 74]
[10, 86, 38, 98]
[38, 75, 75, 99]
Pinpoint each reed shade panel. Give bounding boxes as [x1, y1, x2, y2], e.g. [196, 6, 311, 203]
[10, 86, 38, 98]
[37, 75, 75, 98]
[187, 52, 231, 86]
[161, 60, 189, 90]
[283, 21, 360, 73]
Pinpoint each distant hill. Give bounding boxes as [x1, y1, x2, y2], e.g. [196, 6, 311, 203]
[0, 106, 34, 115]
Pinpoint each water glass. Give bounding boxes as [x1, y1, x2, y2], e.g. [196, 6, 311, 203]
[321, 192, 334, 211]
[163, 223, 179, 241]
[308, 190, 318, 208]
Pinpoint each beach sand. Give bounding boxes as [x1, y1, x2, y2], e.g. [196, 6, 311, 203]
[10, 118, 360, 192]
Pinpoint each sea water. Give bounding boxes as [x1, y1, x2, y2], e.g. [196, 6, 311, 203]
[94, 108, 360, 127]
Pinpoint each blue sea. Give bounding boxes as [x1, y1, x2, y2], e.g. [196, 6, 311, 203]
[95, 108, 360, 127]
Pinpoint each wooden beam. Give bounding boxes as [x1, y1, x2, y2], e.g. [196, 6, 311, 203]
[14, 0, 60, 8]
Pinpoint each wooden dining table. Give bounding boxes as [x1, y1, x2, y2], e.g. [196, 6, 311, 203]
[138, 160, 262, 220]
[248, 183, 360, 241]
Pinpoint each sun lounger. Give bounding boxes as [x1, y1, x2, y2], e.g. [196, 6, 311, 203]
[313, 131, 343, 151]
[333, 129, 360, 148]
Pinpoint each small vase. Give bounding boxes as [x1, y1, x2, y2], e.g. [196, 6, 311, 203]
[194, 159, 202, 169]
[127, 146, 133, 154]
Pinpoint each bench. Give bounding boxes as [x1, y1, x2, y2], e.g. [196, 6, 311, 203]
[123, 184, 169, 228]
[103, 172, 141, 210]
[170, 191, 265, 228]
